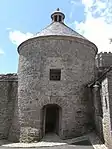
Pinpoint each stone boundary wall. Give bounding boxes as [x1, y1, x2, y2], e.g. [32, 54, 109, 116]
[0, 73, 18, 81]
[0, 73, 18, 139]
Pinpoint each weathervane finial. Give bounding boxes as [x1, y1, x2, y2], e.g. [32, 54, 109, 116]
[57, 8, 60, 11]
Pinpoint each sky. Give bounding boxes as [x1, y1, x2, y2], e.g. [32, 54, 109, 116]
[0, 0, 112, 73]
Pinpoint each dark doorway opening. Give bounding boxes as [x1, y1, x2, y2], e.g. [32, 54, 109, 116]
[45, 104, 60, 134]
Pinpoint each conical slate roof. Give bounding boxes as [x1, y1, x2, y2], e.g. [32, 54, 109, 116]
[34, 22, 86, 40]
[18, 9, 98, 54]
[33, 9, 87, 40]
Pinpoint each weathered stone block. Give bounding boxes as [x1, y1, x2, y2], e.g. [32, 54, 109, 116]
[20, 127, 40, 143]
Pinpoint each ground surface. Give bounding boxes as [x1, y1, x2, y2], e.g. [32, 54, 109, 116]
[0, 146, 93, 149]
[0, 133, 107, 149]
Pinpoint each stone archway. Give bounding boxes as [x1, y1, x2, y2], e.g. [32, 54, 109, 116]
[42, 104, 61, 136]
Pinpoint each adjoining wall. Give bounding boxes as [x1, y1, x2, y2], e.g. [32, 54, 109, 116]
[96, 52, 112, 68]
[92, 77, 112, 148]
[0, 74, 17, 139]
[92, 85, 104, 142]
[107, 70, 112, 128]
[94, 52, 112, 148]
[101, 77, 112, 148]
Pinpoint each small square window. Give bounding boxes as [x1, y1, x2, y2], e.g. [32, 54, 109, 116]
[50, 69, 61, 81]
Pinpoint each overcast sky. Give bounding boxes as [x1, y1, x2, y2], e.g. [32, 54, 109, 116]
[0, 0, 112, 73]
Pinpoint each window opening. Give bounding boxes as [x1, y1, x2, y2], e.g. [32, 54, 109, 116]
[54, 16, 57, 22]
[50, 69, 61, 81]
[59, 15, 62, 22]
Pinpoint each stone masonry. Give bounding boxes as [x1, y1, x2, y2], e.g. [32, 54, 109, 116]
[0, 74, 17, 139]
[0, 9, 112, 148]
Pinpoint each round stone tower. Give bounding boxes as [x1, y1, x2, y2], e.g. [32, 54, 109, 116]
[14, 9, 98, 142]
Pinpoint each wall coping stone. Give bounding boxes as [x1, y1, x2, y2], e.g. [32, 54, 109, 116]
[0, 73, 18, 81]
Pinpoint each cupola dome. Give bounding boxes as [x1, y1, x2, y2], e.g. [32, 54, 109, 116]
[51, 8, 65, 23]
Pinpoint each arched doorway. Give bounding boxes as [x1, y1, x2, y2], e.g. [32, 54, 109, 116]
[42, 104, 61, 136]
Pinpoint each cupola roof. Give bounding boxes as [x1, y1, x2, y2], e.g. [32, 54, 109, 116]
[18, 8, 98, 54]
[34, 8, 86, 40]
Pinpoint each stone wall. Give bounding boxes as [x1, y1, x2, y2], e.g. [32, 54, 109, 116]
[105, 70, 112, 148]
[101, 77, 112, 148]
[93, 77, 112, 148]
[0, 74, 17, 139]
[94, 52, 112, 148]
[92, 85, 104, 142]
[107, 70, 112, 128]
[96, 52, 112, 68]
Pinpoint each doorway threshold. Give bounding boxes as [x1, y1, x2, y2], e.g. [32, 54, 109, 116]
[42, 133, 64, 143]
